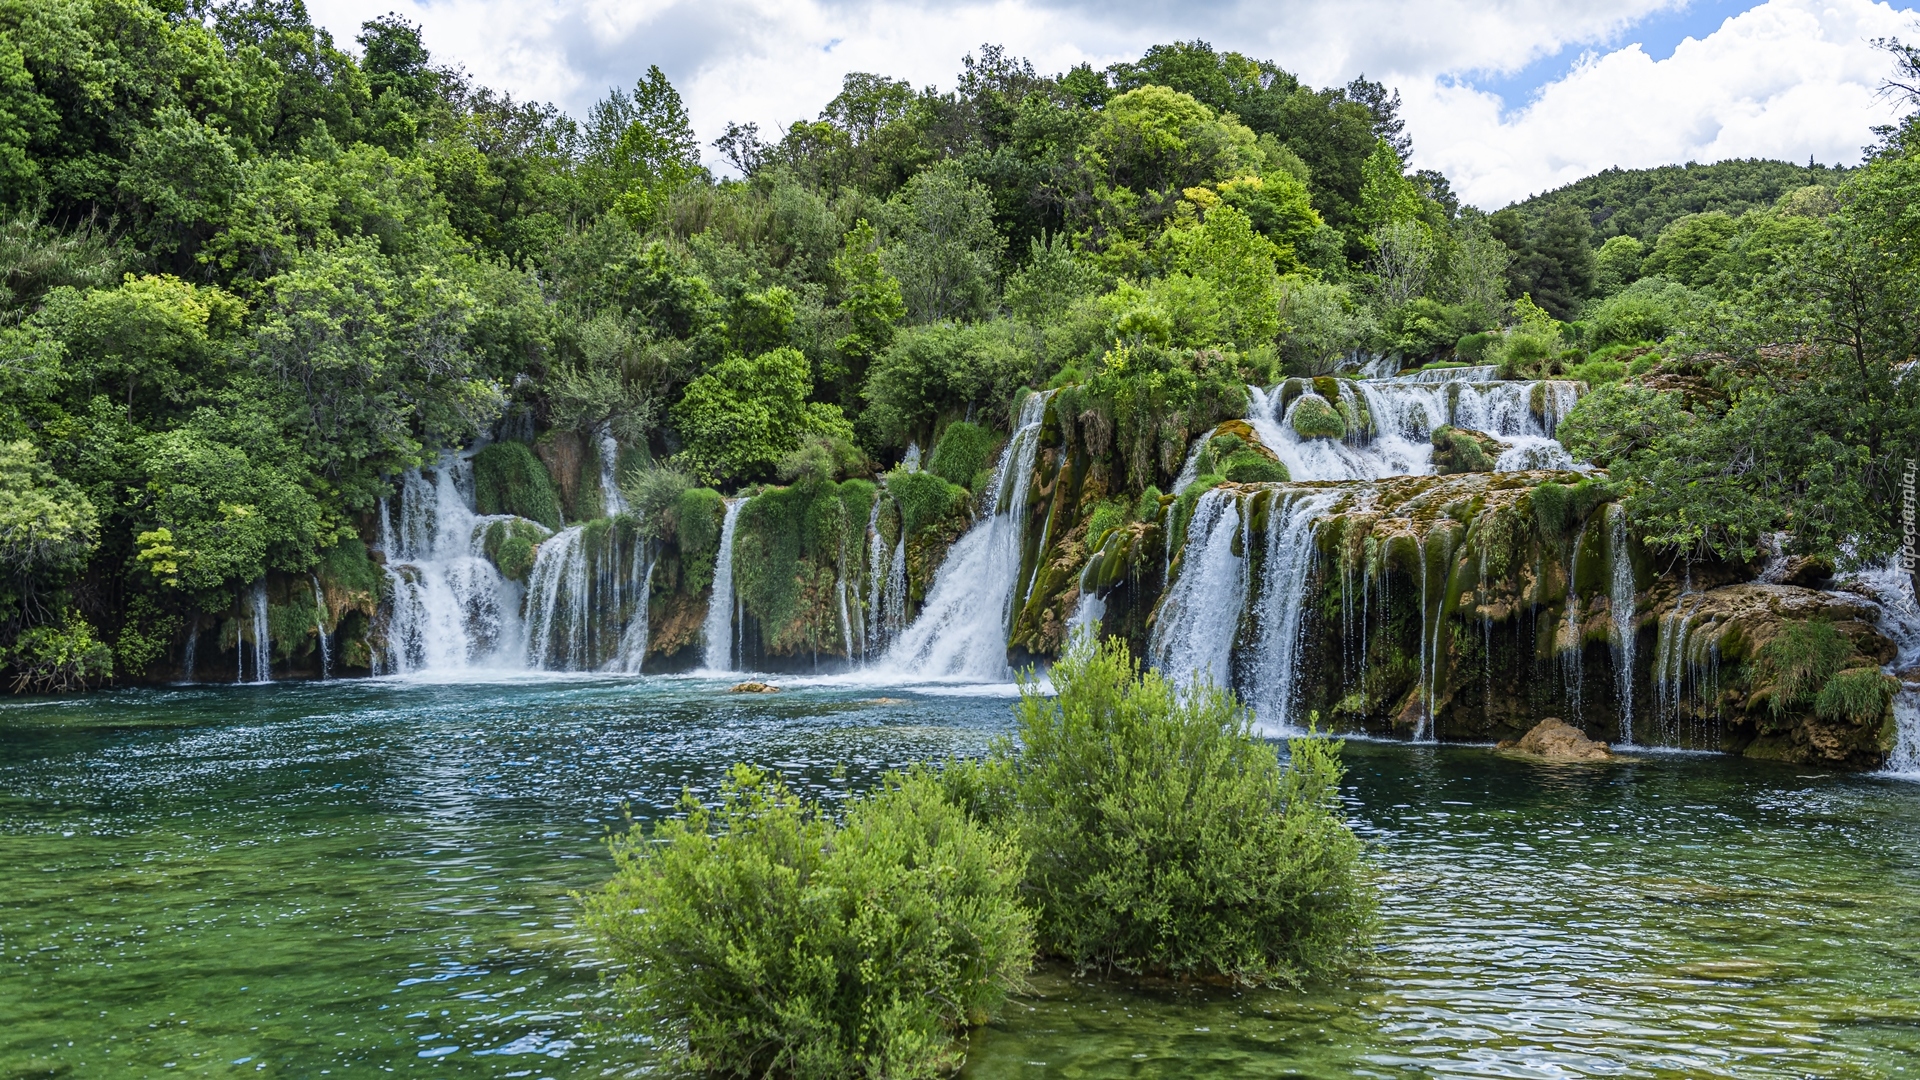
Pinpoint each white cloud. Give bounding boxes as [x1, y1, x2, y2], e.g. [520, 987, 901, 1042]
[1407, 0, 1916, 206]
[305, 0, 1916, 207]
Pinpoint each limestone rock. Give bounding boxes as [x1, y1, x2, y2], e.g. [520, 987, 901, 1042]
[1501, 718, 1612, 760]
[1430, 425, 1509, 474]
[729, 681, 780, 693]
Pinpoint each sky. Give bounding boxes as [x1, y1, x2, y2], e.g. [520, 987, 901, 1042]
[302, 0, 1920, 208]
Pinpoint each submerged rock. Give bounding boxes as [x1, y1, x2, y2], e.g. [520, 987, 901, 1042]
[729, 681, 780, 693]
[1500, 718, 1612, 760]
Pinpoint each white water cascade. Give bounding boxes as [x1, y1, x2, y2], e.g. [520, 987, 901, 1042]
[701, 499, 743, 672]
[1149, 489, 1247, 691]
[610, 546, 654, 674]
[881, 391, 1051, 679]
[311, 575, 332, 680]
[1608, 504, 1638, 744]
[597, 427, 629, 517]
[1851, 563, 1920, 776]
[237, 579, 270, 683]
[1251, 490, 1342, 732]
[378, 458, 526, 673]
[1246, 372, 1584, 482]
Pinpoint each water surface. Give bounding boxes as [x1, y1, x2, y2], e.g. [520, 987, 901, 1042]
[3, 677, 1917, 1078]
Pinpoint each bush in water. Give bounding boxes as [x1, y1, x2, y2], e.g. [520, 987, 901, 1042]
[979, 637, 1376, 985]
[582, 765, 1032, 1079]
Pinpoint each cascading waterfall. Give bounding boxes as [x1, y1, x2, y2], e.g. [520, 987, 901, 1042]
[311, 575, 331, 680]
[1853, 562, 1920, 775]
[1608, 504, 1637, 743]
[862, 499, 891, 660]
[597, 427, 629, 517]
[238, 579, 270, 684]
[379, 458, 526, 672]
[1149, 489, 1247, 690]
[525, 527, 589, 669]
[881, 391, 1050, 679]
[1651, 589, 1710, 743]
[701, 499, 743, 672]
[610, 547, 654, 674]
[1249, 490, 1341, 733]
[1561, 532, 1585, 722]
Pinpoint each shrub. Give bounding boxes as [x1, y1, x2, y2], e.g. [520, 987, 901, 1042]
[1221, 450, 1289, 482]
[581, 765, 1031, 1079]
[1814, 667, 1897, 725]
[999, 638, 1375, 985]
[1756, 620, 1851, 715]
[472, 441, 563, 529]
[928, 421, 999, 490]
[482, 518, 549, 581]
[5, 609, 113, 692]
[1083, 496, 1133, 546]
[1530, 477, 1613, 537]
[625, 463, 695, 540]
[1289, 394, 1346, 440]
[887, 468, 967, 538]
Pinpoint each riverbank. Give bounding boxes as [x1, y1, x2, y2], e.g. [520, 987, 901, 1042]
[4, 676, 1918, 1076]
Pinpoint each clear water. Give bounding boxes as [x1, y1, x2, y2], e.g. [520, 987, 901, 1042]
[4, 679, 1920, 1078]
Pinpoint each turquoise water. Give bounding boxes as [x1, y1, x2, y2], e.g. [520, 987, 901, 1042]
[3, 676, 1918, 1078]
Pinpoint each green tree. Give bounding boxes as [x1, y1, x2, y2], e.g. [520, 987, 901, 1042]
[672, 346, 853, 485]
[585, 65, 705, 226]
[830, 219, 906, 389]
[881, 160, 1006, 322]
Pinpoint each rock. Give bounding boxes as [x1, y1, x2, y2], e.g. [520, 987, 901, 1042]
[1289, 393, 1346, 440]
[1430, 425, 1509, 474]
[729, 681, 779, 693]
[1501, 718, 1612, 760]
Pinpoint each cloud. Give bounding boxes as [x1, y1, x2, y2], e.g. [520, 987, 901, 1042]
[304, 0, 1916, 207]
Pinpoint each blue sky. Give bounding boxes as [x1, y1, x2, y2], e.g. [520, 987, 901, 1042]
[306, 0, 1918, 206]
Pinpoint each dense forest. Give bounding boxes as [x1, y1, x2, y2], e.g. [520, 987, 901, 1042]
[1, 0, 1916, 691]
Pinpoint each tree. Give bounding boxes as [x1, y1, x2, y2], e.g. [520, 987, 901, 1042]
[881, 161, 1006, 322]
[830, 219, 906, 390]
[585, 65, 705, 226]
[672, 347, 854, 485]
[1491, 202, 1595, 321]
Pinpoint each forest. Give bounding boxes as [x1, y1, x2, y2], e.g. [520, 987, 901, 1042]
[1, 0, 1917, 691]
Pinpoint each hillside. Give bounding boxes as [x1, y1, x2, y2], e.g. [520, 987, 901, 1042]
[1500, 158, 1849, 241]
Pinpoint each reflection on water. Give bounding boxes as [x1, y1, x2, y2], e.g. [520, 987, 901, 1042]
[3, 678, 1919, 1077]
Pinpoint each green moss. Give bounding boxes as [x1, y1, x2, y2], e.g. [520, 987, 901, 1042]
[1222, 451, 1289, 483]
[1431, 426, 1496, 474]
[674, 488, 724, 595]
[318, 537, 379, 598]
[1207, 432, 1245, 459]
[473, 442, 563, 529]
[928, 421, 1000, 490]
[1084, 496, 1133, 546]
[888, 469, 967, 538]
[1289, 394, 1346, 440]
[482, 518, 551, 581]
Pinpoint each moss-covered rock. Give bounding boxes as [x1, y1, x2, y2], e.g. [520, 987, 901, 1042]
[1289, 393, 1345, 440]
[1221, 451, 1289, 483]
[928, 422, 1000, 490]
[1430, 426, 1507, 474]
[482, 518, 551, 581]
[474, 442, 564, 529]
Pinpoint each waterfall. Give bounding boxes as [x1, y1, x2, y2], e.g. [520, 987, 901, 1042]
[379, 457, 526, 673]
[1849, 562, 1920, 776]
[1149, 489, 1246, 691]
[524, 527, 589, 669]
[862, 499, 890, 660]
[182, 622, 198, 682]
[1250, 386, 1430, 481]
[880, 391, 1050, 679]
[311, 575, 331, 680]
[610, 545, 654, 674]
[1608, 505, 1637, 744]
[1651, 589, 1709, 743]
[701, 499, 743, 672]
[597, 427, 629, 517]
[1248, 490, 1340, 733]
[835, 572, 855, 660]
[1562, 531, 1585, 722]
[238, 579, 270, 684]
[901, 442, 922, 472]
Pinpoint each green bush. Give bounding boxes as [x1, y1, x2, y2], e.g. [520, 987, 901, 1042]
[928, 421, 999, 490]
[887, 469, 967, 538]
[1757, 620, 1851, 715]
[1207, 432, 1245, 459]
[472, 442, 563, 529]
[1289, 394, 1345, 440]
[1559, 360, 1627, 386]
[1814, 667, 1897, 725]
[1456, 332, 1494, 361]
[996, 638, 1375, 985]
[1530, 477, 1613, 537]
[1083, 496, 1133, 546]
[625, 463, 696, 540]
[482, 518, 548, 581]
[582, 765, 1031, 1079]
[1221, 450, 1289, 482]
[5, 609, 113, 692]
[673, 487, 725, 594]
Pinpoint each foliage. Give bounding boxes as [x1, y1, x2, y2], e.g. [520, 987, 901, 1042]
[1289, 394, 1346, 440]
[861, 321, 1030, 450]
[581, 765, 1031, 1079]
[4, 607, 112, 692]
[472, 442, 562, 529]
[886, 469, 967, 538]
[1756, 621, 1850, 716]
[672, 347, 853, 486]
[881, 161, 1006, 323]
[1276, 275, 1375, 375]
[927, 421, 999, 490]
[1221, 450, 1289, 482]
[994, 637, 1374, 984]
[1500, 159, 1847, 246]
[1814, 668, 1897, 725]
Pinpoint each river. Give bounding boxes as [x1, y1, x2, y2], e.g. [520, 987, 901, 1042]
[3, 675, 1918, 1077]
